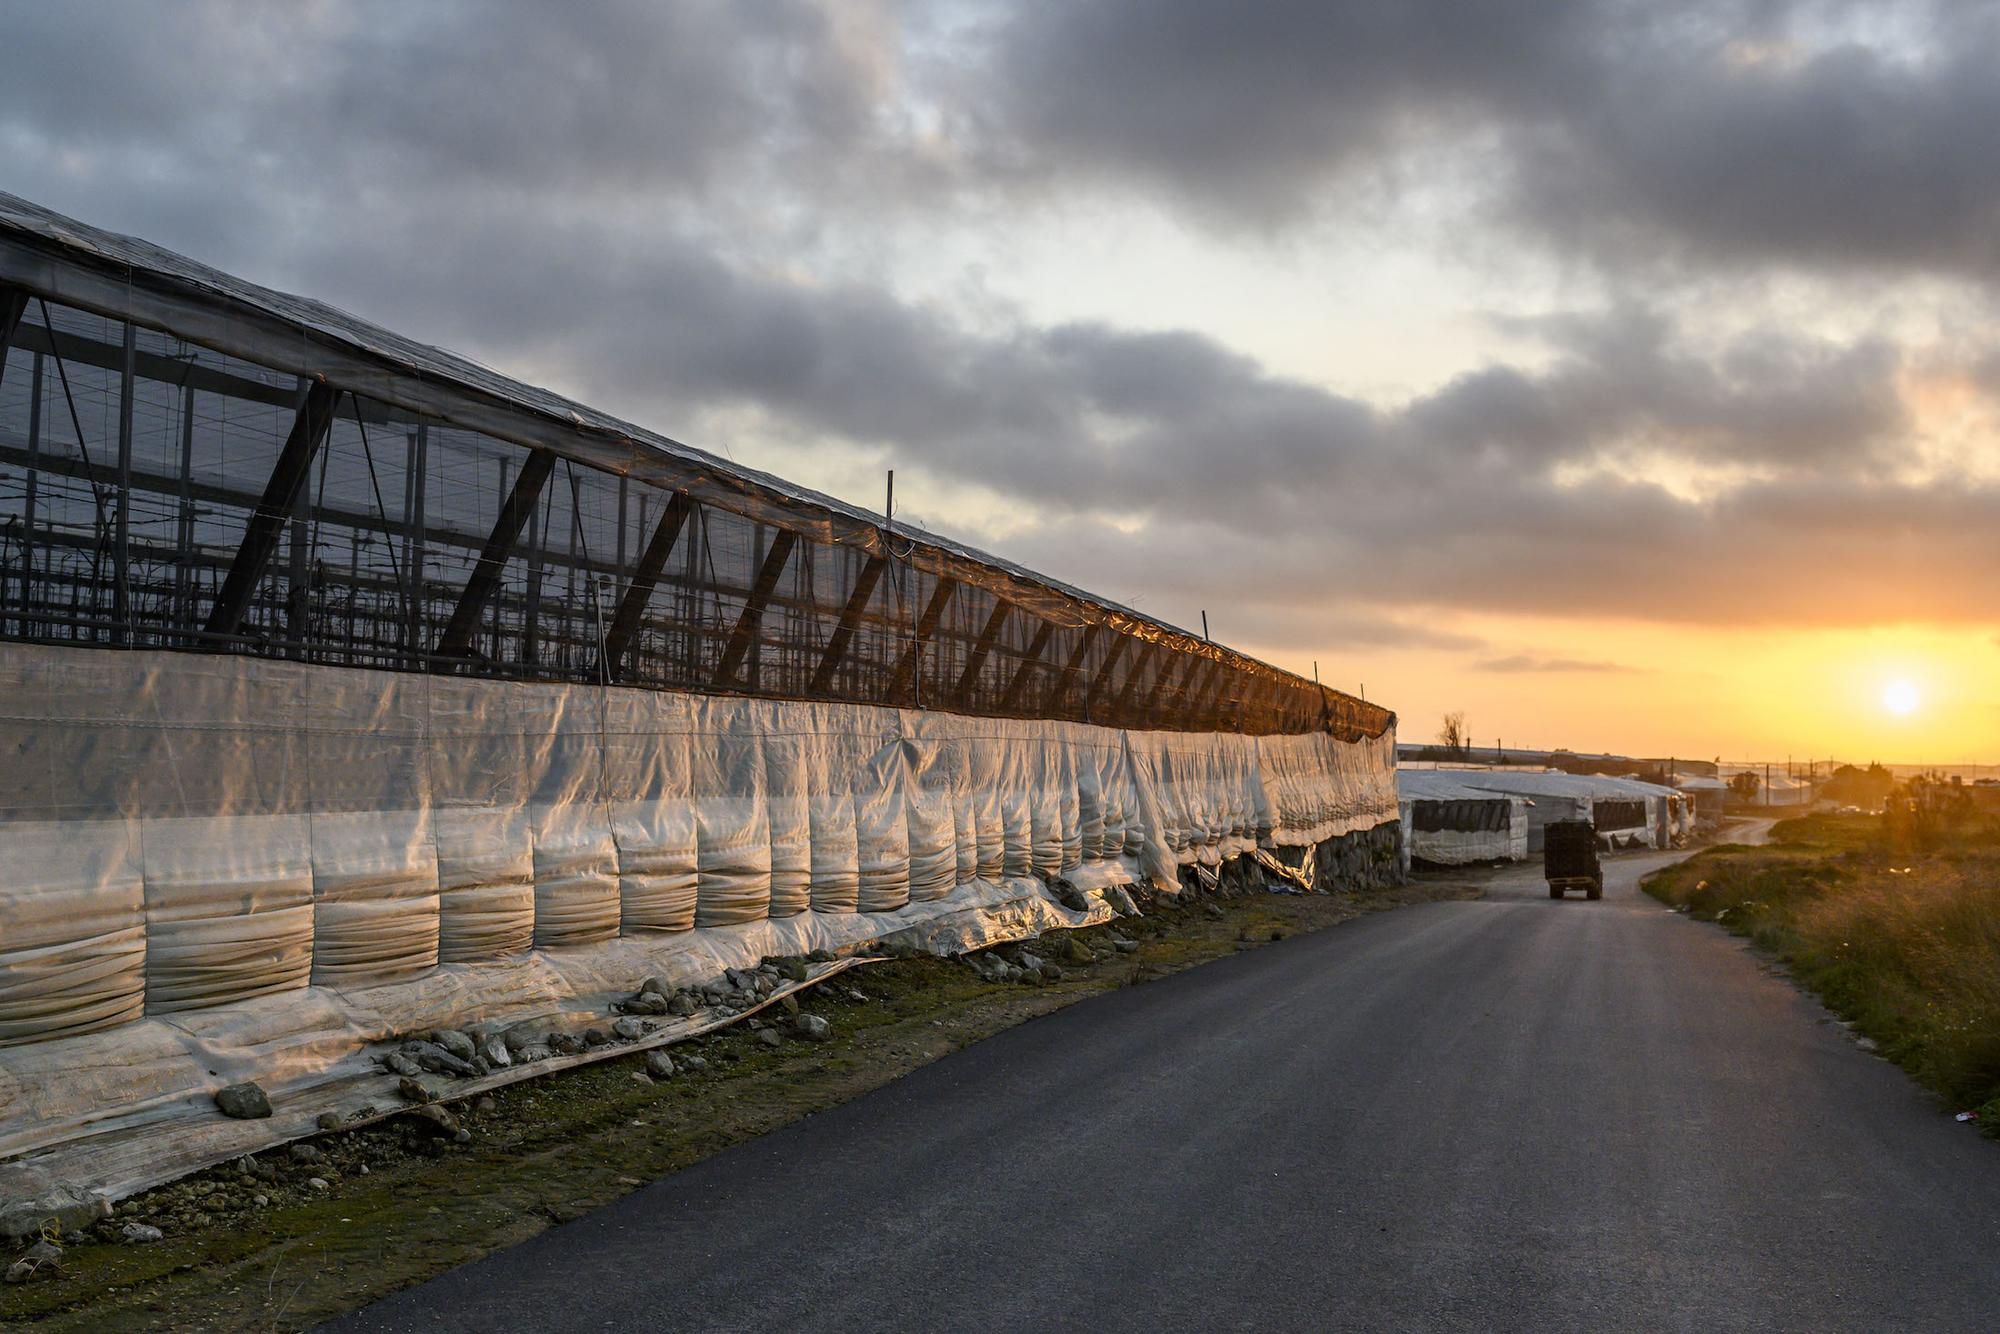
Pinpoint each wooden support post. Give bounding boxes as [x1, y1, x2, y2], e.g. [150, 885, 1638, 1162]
[434, 447, 556, 658]
[886, 576, 956, 704]
[604, 492, 691, 678]
[953, 598, 1011, 702]
[998, 618, 1055, 711]
[808, 554, 886, 694]
[712, 528, 797, 686]
[203, 379, 342, 639]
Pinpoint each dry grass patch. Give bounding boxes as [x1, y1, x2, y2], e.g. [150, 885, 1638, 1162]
[1646, 813, 2000, 1119]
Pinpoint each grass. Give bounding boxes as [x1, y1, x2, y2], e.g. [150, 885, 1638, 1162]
[0, 876, 1475, 1332]
[1644, 811, 2000, 1124]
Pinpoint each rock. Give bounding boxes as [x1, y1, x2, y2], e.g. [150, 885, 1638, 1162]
[214, 1082, 273, 1120]
[756, 1028, 784, 1048]
[479, 1035, 512, 1069]
[4, 1240, 62, 1283]
[0, 1187, 110, 1242]
[1201, 902, 1226, 920]
[453, 1128, 472, 1145]
[307, 1177, 329, 1192]
[631, 1071, 653, 1085]
[290, 1144, 324, 1165]
[774, 957, 809, 983]
[1053, 935, 1091, 965]
[398, 1074, 448, 1104]
[316, 1112, 344, 1132]
[120, 1222, 163, 1245]
[627, 992, 670, 1016]
[549, 1033, 585, 1056]
[843, 987, 869, 1003]
[1018, 952, 1047, 973]
[781, 994, 800, 1015]
[667, 992, 698, 1017]
[402, 1103, 460, 1136]
[1052, 881, 1091, 912]
[680, 1054, 708, 1072]
[793, 1014, 832, 1042]
[384, 1052, 424, 1078]
[474, 1096, 497, 1114]
[1104, 885, 1141, 916]
[1111, 936, 1139, 953]
[503, 1023, 543, 1054]
[404, 1041, 477, 1078]
[641, 975, 671, 999]
[252, 1194, 270, 1208]
[645, 1050, 676, 1079]
[806, 948, 835, 963]
[515, 1043, 554, 1063]
[430, 1029, 476, 1062]
[584, 1028, 609, 1047]
[611, 1016, 647, 1041]
[754, 975, 775, 996]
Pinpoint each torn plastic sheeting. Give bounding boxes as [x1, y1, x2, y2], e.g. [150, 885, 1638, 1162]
[0, 639, 1396, 1194]
[0, 873, 1120, 1212]
[1249, 846, 1316, 892]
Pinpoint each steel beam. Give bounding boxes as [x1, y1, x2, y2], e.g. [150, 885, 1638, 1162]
[1085, 631, 1130, 717]
[435, 447, 556, 659]
[1045, 623, 1101, 716]
[886, 576, 956, 704]
[998, 618, 1055, 711]
[0, 285, 27, 389]
[604, 491, 691, 678]
[202, 379, 342, 639]
[808, 554, 887, 693]
[953, 599, 1011, 702]
[1113, 640, 1160, 718]
[1144, 649, 1189, 724]
[712, 528, 797, 687]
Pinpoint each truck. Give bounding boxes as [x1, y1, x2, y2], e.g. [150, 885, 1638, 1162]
[1544, 819, 1603, 900]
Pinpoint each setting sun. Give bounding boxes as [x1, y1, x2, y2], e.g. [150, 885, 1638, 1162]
[1882, 680, 1921, 716]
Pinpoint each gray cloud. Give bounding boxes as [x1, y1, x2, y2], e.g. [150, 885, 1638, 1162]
[3, 0, 1997, 651]
[981, 0, 2000, 281]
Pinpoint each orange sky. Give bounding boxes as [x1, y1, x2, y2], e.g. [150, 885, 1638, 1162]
[1243, 616, 2000, 765]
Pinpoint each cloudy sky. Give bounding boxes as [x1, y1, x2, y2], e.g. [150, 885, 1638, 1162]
[7, 0, 1998, 762]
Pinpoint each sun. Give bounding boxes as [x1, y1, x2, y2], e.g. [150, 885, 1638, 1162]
[1882, 680, 1921, 716]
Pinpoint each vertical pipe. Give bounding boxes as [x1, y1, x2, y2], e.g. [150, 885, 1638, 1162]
[405, 424, 428, 665]
[287, 381, 312, 656]
[21, 351, 41, 635]
[114, 319, 135, 641]
[174, 380, 195, 632]
[523, 480, 545, 666]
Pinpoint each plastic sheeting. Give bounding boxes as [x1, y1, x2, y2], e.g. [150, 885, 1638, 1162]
[0, 641, 1398, 1211]
[1395, 771, 1530, 867]
[0, 642, 1398, 1050]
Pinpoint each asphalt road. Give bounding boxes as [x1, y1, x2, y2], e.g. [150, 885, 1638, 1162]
[333, 840, 2000, 1332]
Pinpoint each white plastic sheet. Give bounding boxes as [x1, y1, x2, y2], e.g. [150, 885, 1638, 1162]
[0, 640, 1400, 1210]
[0, 643, 1399, 1044]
